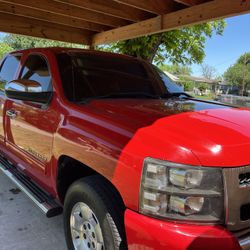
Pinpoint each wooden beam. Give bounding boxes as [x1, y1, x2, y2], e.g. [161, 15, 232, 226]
[113, 0, 174, 15]
[92, 0, 250, 45]
[0, 0, 130, 27]
[0, 1, 110, 32]
[0, 12, 93, 44]
[55, 0, 154, 22]
[174, 0, 208, 6]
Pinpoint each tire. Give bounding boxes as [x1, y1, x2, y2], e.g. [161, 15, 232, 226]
[64, 175, 127, 250]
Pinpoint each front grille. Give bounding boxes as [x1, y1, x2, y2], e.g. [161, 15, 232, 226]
[224, 166, 250, 231]
[239, 172, 250, 187]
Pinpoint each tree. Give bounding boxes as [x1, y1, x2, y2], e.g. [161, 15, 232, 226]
[0, 42, 13, 60]
[160, 64, 192, 75]
[100, 20, 226, 65]
[3, 34, 85, 50]
[201, 63, 217, 79]
[224, 52, 250, 95]
[179, 77, 195, 91]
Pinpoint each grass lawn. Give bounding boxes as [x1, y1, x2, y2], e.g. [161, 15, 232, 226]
[193, 94, 214, 100]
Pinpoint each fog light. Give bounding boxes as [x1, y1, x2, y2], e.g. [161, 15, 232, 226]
[169, 196, 204, 215]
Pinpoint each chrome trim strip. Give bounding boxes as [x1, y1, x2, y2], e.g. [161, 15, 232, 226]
[0, 163, 49, 214]
[239, 236, 250, 250]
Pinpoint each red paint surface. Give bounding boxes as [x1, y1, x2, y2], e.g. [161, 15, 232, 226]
[125, 209, 241, 250]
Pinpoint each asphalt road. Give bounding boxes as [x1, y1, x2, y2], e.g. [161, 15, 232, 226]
[0, 172, 67, 250]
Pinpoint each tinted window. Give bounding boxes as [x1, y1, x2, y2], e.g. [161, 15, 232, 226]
[57, 53, 156, 102]
[57, 53, 184, 102]
[21, 55, 52, 91]
[74, 54, 147, 78]
[0, 55, 21, 91]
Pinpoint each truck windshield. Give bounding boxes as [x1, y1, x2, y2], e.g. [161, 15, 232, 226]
[57, 52, 184, 102]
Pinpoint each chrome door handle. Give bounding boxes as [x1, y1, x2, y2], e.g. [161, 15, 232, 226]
[6, 109, 17, 119]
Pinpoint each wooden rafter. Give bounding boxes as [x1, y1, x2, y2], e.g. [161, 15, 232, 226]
[0, 12, 93, 44]
[55, 0, 154, 22]
[174, 0, 208, 6]
[113, 0, 174, 14]
[0, 1, 110, 32]
[0, 0, 249, 46]
[0, 0, 130, 27]
[92, 0, 250, 45]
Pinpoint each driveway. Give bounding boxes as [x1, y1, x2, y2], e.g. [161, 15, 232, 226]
[0, 173, 67, 250]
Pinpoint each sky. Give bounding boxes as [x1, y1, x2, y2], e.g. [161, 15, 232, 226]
[0, 13, 249, 77]
[191, 13, 250, 77]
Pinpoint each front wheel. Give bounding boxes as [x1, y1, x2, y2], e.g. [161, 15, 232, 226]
[63, 175, 127, 250]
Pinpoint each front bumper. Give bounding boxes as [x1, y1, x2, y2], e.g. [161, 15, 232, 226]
[125, 209, 242, 250]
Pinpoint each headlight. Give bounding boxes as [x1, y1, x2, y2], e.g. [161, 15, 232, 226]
[139, 158, 224, 223]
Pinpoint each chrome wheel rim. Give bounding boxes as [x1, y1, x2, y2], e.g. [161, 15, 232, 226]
[70, 202, 105, 250]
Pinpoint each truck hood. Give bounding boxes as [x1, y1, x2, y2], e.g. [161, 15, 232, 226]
[83, 98, 250, 167]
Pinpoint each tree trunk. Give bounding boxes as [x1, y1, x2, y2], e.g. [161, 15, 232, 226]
[241, 54, 248, 96]
[145, 34, 163, 63]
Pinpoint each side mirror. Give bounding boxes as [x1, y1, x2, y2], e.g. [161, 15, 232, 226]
[5, 79, 52, 104]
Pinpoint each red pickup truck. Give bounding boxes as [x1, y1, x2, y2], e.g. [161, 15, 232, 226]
[0, 47, 249, 250]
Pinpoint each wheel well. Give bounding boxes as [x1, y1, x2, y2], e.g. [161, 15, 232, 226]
[57, 156, 125, 208]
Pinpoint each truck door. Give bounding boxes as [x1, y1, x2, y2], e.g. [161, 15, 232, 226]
[4, 53, 59, 181]
[0, 54, 21, 148]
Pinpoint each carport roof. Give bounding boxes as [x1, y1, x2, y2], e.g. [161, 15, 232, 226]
[0, 0, 249, 46]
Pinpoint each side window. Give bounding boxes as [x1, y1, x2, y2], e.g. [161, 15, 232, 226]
[0, 55, 21, 91]
[20, 54, 52, 92]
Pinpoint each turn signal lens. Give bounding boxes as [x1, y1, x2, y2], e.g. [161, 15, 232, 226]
[142, 191, 168, 215]
[144, 163, 167, 189]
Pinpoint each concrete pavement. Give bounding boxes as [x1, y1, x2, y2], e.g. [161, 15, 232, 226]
[0, 173, 67, 250]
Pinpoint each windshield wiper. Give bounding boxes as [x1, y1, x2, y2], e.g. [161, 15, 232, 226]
[78, 92, 161, 103]
[161, 92, 192, 98]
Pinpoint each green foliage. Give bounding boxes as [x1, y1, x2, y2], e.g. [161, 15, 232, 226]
[3, 34, 85, 50]
[198, 83, 209, 93]
[159, 64, 192, 76]
[177, 75, 195, 91]
[100, 20, 226, 64]
[0, 42, 13, 60]
[224, 52, 250, 95]
[182, 81, 195, 91]
[237, 52, 250, 65]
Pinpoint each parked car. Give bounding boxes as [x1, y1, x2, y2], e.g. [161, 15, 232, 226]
[0, 48, 248, 250]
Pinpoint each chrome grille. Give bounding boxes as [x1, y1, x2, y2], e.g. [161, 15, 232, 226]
[239, 172, 250, 187]
[224, 166, 250, 231]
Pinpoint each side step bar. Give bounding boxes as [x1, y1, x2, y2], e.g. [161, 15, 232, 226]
[0, 156, 62, 218]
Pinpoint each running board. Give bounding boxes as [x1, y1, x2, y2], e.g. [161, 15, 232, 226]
[0, 156, 62, 218]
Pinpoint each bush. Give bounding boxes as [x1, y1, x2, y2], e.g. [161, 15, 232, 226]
[198, 83, 209, 93]
[182, 81, 195, 91]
